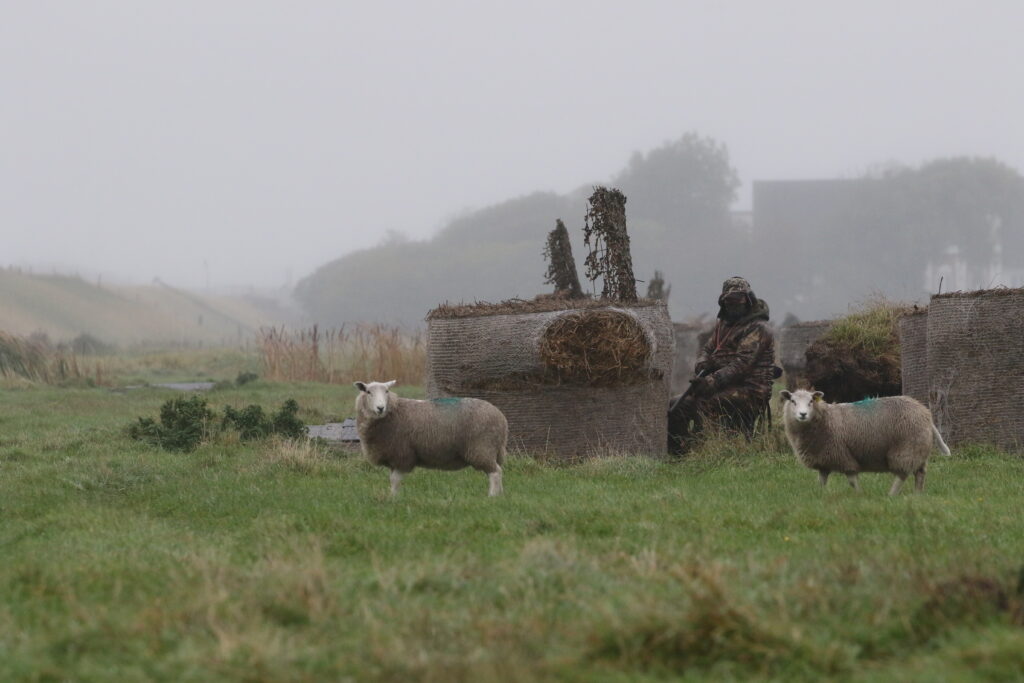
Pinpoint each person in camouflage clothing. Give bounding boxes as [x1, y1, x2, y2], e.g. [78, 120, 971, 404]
[668, 276, 777, 454]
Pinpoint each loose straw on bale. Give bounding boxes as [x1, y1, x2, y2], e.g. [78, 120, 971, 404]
[539, 310, 652, 386]
[427, 297, 661, 320]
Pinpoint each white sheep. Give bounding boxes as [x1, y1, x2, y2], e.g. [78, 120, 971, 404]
[353, 380, 508, 496]
[779, 389, 951, 495]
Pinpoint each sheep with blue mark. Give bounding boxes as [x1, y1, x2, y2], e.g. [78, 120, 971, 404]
[353, 380, 508, 496]
[779, 389, 951, 495]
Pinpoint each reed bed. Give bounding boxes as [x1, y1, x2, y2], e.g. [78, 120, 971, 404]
[257, 324, 425, 386]
[0, 331, 93, 384]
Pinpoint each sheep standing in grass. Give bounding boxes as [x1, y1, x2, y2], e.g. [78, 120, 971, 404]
[353, 381, 508, 496]
[779, 389, 951, 495]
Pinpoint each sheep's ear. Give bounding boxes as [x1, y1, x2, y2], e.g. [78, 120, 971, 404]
[812, 391, 824, 402]
[354, 382, 368, 393]
[385, 380, 396, 389]
[780, 390, 792, 402]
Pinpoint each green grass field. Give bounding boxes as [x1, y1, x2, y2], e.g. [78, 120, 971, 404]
[2, 372, 1023, 681]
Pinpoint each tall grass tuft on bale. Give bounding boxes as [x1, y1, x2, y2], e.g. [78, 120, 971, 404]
[257, 324, 425, 385]
[823, 295, 912, 358]
[805, 296, 912, 402]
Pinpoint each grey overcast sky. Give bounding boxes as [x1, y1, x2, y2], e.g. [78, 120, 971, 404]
[3, 1, 1022, 289]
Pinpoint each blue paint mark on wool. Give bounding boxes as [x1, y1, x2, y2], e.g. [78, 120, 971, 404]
[850, 398, 879, 409]
[431, 397, 464, 407]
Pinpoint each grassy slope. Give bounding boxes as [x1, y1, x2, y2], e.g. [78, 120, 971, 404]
[0, 270, 281, 345]
[1, 378, 1023, 681]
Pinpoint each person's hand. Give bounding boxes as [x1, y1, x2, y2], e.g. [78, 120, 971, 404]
[688, 376, 713, 397]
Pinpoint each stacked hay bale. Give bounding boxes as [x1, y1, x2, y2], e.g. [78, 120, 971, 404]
[426, 299, 673, 458]
[778, 321, 832, 390]
[926, 288, 1024, 451]
[804, 300, 908, 403]
[898, 308, 929, 406]
[670, 322, 705, 394]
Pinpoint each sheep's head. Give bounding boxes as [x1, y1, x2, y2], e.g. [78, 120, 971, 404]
[354, 380, 396, 419]
[780, 389, 824, 424]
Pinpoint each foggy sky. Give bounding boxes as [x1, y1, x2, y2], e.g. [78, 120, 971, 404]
[3, 1, 1023, 289]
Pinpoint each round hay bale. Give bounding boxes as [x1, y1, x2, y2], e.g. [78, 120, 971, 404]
[670, 322, 706, 394]
[426, 300, 673, 458]
[778, 320, 832, 390]
[804, 302, 907, 403]
[926, 288, 1024, 451]
[898, 308, 929, 406]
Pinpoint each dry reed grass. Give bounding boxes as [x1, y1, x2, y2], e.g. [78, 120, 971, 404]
[257, 324, 425, 386]
[0, 331, 97, 385]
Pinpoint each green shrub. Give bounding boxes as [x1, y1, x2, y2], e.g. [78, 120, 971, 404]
[271, 399, 305, 439]
[222, 404, 273, 441]
[222, 399, 305, 442]
[130, 396, 305, 451]
[129, 395, 215, 452]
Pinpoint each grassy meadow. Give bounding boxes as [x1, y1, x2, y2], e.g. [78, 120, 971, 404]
[1, 350, 1023, 681]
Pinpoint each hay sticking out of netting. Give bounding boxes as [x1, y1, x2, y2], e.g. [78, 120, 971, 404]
[426, 297, 660, 320]
[538, 310, 651, 386]
[805, 297, 911, 403]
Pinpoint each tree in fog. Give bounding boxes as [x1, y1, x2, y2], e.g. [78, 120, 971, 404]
[615, 132, 740, 230]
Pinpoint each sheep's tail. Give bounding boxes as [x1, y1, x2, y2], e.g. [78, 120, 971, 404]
[931, 423, 951, 456]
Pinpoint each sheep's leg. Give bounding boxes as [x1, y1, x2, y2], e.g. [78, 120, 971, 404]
[817, 470, 829, 488]
[888, 474, 907, 496]
[914, 465, 926, 493]
[488, 465, 503, 497]
[389, 469, 404, 497]
[846, 473, 860, 491]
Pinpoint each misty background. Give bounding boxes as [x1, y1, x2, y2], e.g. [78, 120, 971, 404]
[3, 1, 1023, 340]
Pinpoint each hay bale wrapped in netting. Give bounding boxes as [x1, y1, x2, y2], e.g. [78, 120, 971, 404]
[426, 299, 673, 458]
[778, 321, 832, 390]
[670, 322, 706, 394]
[804, 300, 908, 403]
[926, 288, 1024, 451]
[898, 308, 929, 406]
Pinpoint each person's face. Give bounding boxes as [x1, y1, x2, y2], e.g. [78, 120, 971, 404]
[720, 291, 748, 317]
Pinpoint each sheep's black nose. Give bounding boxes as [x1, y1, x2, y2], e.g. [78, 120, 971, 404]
[798, 411, 807, 419]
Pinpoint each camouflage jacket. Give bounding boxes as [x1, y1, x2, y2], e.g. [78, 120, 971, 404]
[695, 299, 776, 397]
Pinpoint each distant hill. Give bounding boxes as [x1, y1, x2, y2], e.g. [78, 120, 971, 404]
[296, 133, 743, 326]
[0, 269, 296, 346]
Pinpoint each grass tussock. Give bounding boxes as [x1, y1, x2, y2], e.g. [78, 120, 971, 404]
[258, 324, 425, 386]
[820, 294, 912, 359]
[254, 436, 333, 474]
[588, 563, 846, 676]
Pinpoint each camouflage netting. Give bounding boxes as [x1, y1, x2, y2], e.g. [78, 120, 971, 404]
[898, 309, 929, 406]
[926, 288, 1024, 451]
[670, 322, 705, 394]
[778, 321, 832, 390]
[426, 300, 673, 458]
